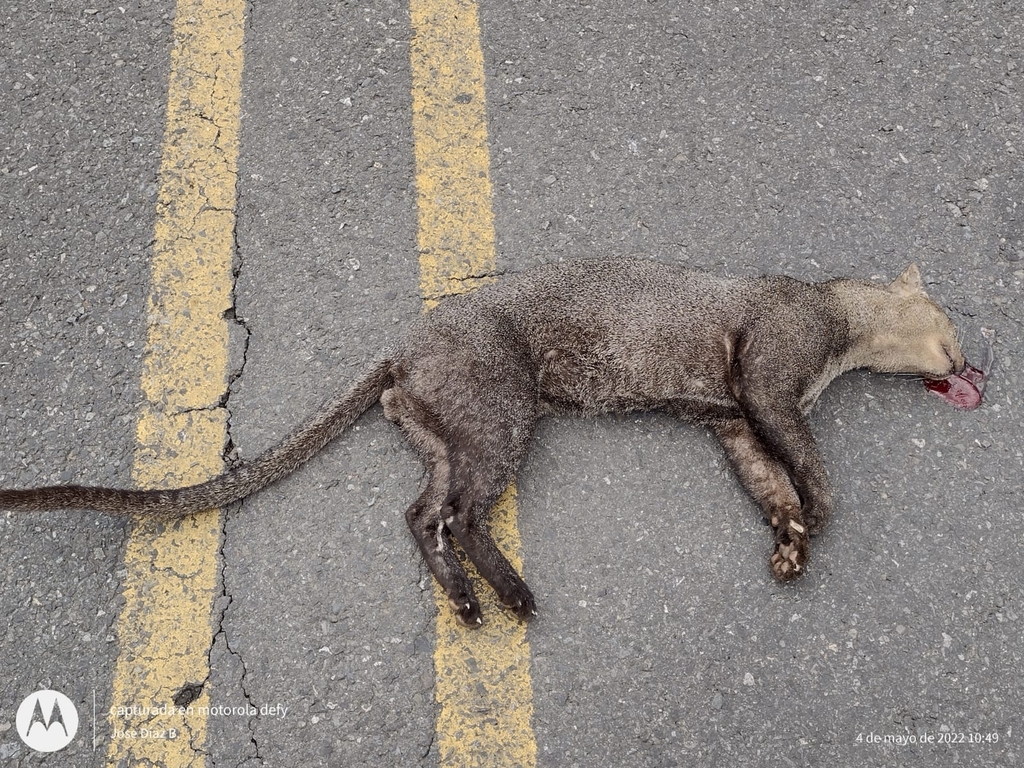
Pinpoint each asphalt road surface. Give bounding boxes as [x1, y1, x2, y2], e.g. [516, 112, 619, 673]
[2, 1, 1022, 766]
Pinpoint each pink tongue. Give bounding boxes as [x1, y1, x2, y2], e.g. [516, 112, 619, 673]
[924, 364, 985, 410]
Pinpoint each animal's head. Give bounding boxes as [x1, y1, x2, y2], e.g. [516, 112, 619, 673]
[863, 264, 965, 379]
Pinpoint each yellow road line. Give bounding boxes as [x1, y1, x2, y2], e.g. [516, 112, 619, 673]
[107, 1, 245, 764]
[410, 1, 537, 766]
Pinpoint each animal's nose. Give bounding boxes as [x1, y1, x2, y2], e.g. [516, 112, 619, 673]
[952, 349, 967, 375]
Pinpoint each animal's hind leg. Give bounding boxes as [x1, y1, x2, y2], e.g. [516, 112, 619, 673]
[442, 417, 536, 622]
[406, 472, 485, 627]
[444, 479, 536, 622]
[382, 387, 482, 627]
[712, 418, 810, 581]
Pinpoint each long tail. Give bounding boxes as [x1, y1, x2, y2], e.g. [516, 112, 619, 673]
[0, 359, 393, 517]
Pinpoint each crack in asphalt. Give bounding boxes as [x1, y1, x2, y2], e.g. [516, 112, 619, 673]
[207, 180, 263, 766]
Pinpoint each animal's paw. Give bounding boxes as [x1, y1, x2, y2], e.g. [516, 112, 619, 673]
[802, 510, 826, 535]
[448, 594, 484, 628]
[499, 581, 538, 623]
[802, 499, 832, 535]
[770, 519, 810, 582]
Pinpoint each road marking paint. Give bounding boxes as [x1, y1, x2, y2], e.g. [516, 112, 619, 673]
[410, 1, 537, 766]
[411, 0, 498, 308]
[106, 1, 245, 765]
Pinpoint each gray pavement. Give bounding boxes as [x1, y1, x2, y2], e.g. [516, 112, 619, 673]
[2, 2, 172, 765]
[3, 1, 1022, 766]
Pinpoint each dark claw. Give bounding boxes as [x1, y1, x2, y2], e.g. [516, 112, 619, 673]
[450, 596, 483, 628]
[501, 585, 537, 622]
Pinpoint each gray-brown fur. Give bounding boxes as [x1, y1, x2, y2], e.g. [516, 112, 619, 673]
[0, 258, 965, 627]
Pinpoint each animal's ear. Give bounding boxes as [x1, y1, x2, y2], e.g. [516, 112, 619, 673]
[888, 263, 926, 297]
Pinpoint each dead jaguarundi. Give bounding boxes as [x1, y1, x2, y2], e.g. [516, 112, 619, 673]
[1, 258, 975, 626]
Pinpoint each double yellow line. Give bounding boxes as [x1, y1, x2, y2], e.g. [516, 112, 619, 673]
[109, 0, 535, 765]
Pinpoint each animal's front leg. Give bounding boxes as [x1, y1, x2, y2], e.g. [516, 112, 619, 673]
[712, 418, 811, 581]
[728, 327, 836, 535]
[741, 406, 835, 536]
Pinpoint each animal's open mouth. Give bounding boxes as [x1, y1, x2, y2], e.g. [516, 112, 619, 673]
[924, 333, 993, 411]
[924, 363, 986, 410]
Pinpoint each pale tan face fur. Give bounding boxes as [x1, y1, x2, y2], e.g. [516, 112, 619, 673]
[863, 264, 965, 379]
